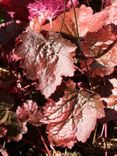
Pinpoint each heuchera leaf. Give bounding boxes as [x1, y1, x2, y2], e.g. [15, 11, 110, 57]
[89, 44, 117, 77]
[0, 20, 22, 45]
[27, 0, 78, 31]
[105, 1, 117, 25]
[41, 5, 108, 37]
[28, 0, 69, 20]
[102, 0, 112, 8]
[0, 0, 33, 21]
[16, 100, 43, 126]
[0, 0, 31, 10]
[81, 24, 117, 58]
[41, 81, 105, 148]
[81, 24, 117, 77]
[41, 1, 117, 37]
[98, 77, 117, 124]
[14, 28, 76, 98]
[0, 90, 27, 141]
[101, 78, 117, 106]
[0, 147, 8, 156]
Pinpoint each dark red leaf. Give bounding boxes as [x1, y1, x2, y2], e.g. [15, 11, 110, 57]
[81, 24, 117, 58]
[95, 76, 117, 124]
[81, 24, 117, 77]
[27, 0, 78, 32]
[16, 100, 43, 126]
[14, 29, 76, 97]
[0, 90, 27, 141]
[41, 81, 105, 148]
[27, 0, 78, 21]
[105, 1, 117, 25]
[102, 0, 112, 8]
[0, 147, 8, 156]
[0, 0, 33, 21]
[41, 5, 108, 37]
[41, 1, 117, 38]
[0, 20, 22, 45]
[102, 78, 117, 106]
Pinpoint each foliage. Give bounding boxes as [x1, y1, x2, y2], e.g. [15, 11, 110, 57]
[0, 0, 116, 155]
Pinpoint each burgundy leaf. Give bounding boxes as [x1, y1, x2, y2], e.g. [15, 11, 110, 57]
[14, 29, 76, 97]
[41, 81, 105, 148]
[0, 127, 7, 138]
[41, 5, 108, 37]
[95, 76, 117, 124]
[102, 0, 112, 8]
[0, 20, 22, 45]
[99, 105, 117, 125]
[0, 0, 32, 10]
[102, 78, 117, 106]
[0, 147, 8, 156]
[0, 0, 33, 21]
[41, 1, 117, 37]
[81, 24, 117, 58]
[28, 0, 70, 20]
[0, 109, 27, 140]
[16, 100, 43, 126]
[105, 1, 117, 25]
[27, 0, 78, 31]
[0, 90, 27, 141]
[81, 24, 117, 77]
[100, 107, 117, 125]
[77, 5, 108, 37]
[88, 43, 117, 77]
[11, 122, 27, 141]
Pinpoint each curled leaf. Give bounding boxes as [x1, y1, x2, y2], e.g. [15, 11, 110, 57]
[14, 29, 76, 97]
[16, 100, 43, 126]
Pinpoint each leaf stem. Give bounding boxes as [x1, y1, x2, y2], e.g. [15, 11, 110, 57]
[59, 0, 67, 33]
[37, 128, 51, 156]
[70, 0, 93, 88]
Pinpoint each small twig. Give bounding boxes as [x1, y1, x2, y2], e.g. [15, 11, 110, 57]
[101, 0, 105, 9]
[2, 141, 6, 149]
[70, 0, 93, 88]
[23, 138, 38, 148]
[18, 82, 36, 91]
[104, 123, 108, 156]
[59, 0, 67, 33]
[37, 128, 51, 156]
[92, 125, 98, 145]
